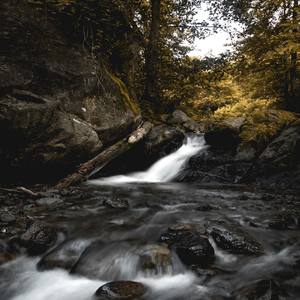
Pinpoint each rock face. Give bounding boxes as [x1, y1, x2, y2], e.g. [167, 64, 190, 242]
[246, 120, 300, 187]
[159, 225, 215, 266]
[0, 1, 139, 182]
[95, 281, 147, 300]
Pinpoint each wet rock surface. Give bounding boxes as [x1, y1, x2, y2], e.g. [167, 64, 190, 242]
[210, 226, 263, 255]
[0, 1, 139, 182]
[160, 225, 215, 266]
[0, 185, 299, 299]
[234, 279, 282, 300]
[95, 281, 147, 300]
[19, 221, 58, 255]
[38, 239, 89, 272]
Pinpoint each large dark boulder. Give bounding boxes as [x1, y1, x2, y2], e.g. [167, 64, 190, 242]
[159, 224, 215, 266]
[95, 281, 147, 300]
[0, 1, 139, 182]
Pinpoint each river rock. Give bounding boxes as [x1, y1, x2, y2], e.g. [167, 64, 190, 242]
[19, 221, 57, 255]
[159, 225, 215, 266]
[211, 226, 263, 255]
[38, 239, 89, 271]
[234, 279, 281, 300]
[95, 281, 147, 300]
[0, 239, 15, 265]
[36, 197, 64, 207]
[139, 244, 171, 272]
[0, 211, 16, 224]
[104, 197, 129, 209]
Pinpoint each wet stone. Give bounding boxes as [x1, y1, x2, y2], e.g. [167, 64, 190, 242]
[38, 239, 89, 272]
[196, 204, 215, 211]
[234, 279, 282, 300]
[139, 244, 171, 272]
[211, 227, 263, 255]
[19, 221, 58, 255]
[36, 197, 63, 207]
[160, 225, 215, 266]
[104, 197, 129, 209]
[0, 239, 15, 265]
[268, 212, 299, 230]
[95, 281, 147, 300]
[0, 211, 16, 224]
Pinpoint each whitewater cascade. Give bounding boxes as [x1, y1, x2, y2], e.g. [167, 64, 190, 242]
[88, 135, 207, 184]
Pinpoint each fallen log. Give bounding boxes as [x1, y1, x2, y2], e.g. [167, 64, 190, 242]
[55, 121, 153, 189]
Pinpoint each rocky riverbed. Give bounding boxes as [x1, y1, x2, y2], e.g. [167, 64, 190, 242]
[0, 183, 299, 300]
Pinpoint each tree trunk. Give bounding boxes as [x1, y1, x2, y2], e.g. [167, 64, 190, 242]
[55, 122, 153, 189]
[144, 0, 161, 109]
[289, 0, 299, 109]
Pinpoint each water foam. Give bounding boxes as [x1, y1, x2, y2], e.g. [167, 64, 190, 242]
[88, 135, 207, 185]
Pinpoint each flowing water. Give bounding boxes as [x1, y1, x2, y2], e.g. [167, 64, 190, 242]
[1, 136, 300, 300]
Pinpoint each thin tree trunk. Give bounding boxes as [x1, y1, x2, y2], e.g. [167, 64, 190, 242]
[289, 0, 298, 108]
[144, 0, 161, 109]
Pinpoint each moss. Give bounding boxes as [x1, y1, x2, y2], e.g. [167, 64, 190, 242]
[107, 71, 140, 116]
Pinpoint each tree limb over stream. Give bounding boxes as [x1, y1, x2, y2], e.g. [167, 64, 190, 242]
[55, 122, 153, 189]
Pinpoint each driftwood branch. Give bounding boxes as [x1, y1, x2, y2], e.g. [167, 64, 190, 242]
[55, 121, 153, 189]
[0, 187, 41, 198]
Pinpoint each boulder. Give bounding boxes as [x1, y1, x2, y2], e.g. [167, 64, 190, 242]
[144, 125, 184, 159]
[168, 110, 204, 133]
[0, 1, 140, 182]
[95, 281, 147, 300]
[211, 226, 263, 255]
[159, 224, 215, 266]
[250, 120, 300, 178]
[38, 239, 89, 271]
[19, 221, 57, 255]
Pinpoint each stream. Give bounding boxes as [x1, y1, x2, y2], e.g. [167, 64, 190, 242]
[0, 136, 299, 300]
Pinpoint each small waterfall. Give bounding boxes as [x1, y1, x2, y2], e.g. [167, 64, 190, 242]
[88, 135, 207, 185]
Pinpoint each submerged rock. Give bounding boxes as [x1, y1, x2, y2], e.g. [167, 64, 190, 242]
[38, 239, 89, 272]
[19, 221, 57, 255]
[104, 197, 129, 209]
[95, 281, 147, 300]
[234, 279, 282, 300]
[0, 239, 15, 265]
[159, 224, 215, 266]
[211, 227, 263, 255]
[139, 244, 171, 272]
